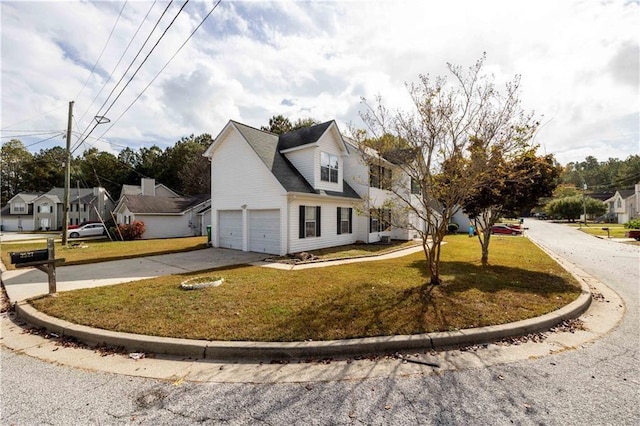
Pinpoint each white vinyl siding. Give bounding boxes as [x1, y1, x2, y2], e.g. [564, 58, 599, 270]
[218, 210, 243, 250]
[284, 146, 316, 187]
[288, 199, 357, 253]
[248, 209, 280, 254]
[209, 126, 288, 254]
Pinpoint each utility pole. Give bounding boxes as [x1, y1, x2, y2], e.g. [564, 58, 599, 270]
[61, 101, 74, 246]
[583, 182, 588, 226]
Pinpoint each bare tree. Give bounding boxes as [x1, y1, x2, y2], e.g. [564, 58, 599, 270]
[353, 55, 537, 285]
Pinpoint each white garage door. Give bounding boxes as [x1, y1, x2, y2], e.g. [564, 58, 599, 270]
[218, 210, 242, 250]
[249, 209, 280, 255]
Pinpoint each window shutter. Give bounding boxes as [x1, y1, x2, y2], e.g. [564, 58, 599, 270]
[299, 205, 305, 239]
[316, 206, 321, 237]
[337, 207, 342, 235]
[348, 208, 353, 233]
[37, 206, 40, 213]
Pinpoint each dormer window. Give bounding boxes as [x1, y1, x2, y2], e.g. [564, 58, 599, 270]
[321, 152, 338, 183]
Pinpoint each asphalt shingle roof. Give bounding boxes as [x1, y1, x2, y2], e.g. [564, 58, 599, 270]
[231, 121, 360, 200]
[121, 195, 208, 214]
[277, 120, 334, 151]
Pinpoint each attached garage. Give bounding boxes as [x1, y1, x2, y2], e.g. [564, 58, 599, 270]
[218, 210, 243, 250]
[248, 209, 280, 255]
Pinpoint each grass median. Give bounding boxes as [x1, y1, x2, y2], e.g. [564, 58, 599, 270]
[31, 235, 582, 342]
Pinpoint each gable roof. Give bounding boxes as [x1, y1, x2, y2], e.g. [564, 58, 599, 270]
[8, 192, 43, 204]
[277, 120, 334, 151]
[119, 194, 209, 215]
[617, 189, 636, 199]
[230, 121, 360, 199]
[119, 182, 179, 199]
[33, 187, 98, 205]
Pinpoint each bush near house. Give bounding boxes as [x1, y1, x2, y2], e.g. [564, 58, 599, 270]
[113, 221, 145, 240]
[624, 219, 640, 229]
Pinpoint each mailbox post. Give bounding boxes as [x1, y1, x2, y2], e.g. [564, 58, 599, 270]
[9, 238, 64, 295]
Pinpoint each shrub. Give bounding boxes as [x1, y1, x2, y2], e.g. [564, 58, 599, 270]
[447, 223, 459, 233]
[625, 219, 640, 229]
[115, 221, 146, 240]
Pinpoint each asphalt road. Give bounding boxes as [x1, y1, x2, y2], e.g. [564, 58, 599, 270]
[1, 220, 638, 425]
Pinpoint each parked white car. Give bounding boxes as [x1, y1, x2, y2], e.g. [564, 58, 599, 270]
[67, 223, 106, 239]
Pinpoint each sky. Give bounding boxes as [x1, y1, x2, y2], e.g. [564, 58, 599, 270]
[1, 0, 638, 165]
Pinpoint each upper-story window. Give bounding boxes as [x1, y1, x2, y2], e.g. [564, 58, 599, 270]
[617, 199, 622, 208]
[320, 152, 339, 183]
[411, 177, 421, 195]
[38, 203, 51, 213]
[13, 202, 25, 213]
[370, 165, 392, 190]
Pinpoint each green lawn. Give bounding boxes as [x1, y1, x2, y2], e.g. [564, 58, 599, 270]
[567, 223, 630, 238]
[1, 236, 208, 270]
[31, 235, 582, 342]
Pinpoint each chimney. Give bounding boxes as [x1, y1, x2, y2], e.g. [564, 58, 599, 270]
[141, 178, 156, 196]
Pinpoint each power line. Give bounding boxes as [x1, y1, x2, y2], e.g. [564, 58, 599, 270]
[76, 0, 159, 125]
[0, 104, 67, 131]
[1, 131, 63, 139]
[74, 1, 129, 101]
[23, 133, 66, 149]
[95, 0, 222, 144]
[72, 1, 186, 154]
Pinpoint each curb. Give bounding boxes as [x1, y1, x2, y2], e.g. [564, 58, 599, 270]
[14, 284, 591, 361]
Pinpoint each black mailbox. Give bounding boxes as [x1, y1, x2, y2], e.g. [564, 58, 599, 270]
[10, 249, 49, 265]
[601, 227, 609, 231]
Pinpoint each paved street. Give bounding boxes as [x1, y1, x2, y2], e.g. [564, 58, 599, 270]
[1, 220, 639, 425]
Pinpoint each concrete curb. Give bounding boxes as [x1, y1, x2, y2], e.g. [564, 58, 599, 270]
[14, 283, 591, 361]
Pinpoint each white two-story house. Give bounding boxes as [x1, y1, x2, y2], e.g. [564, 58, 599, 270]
[204, 120, 426, 256]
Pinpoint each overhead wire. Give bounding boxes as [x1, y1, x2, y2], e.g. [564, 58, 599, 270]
[72, 0, 180, 153]
[76, 0, 159, 125]
[0, 104, 67, 131]
[94, 0, 222, 144]
[74, 1, 129, 101]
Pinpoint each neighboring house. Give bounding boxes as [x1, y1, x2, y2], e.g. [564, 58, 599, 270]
[604, 183, 640, 224]
[0, 192, 41, 231]
[119, 178, 179, 200]
[113, 195, 210, 239]
[1, 187, 113, 231]
[203, 120, 426, 256]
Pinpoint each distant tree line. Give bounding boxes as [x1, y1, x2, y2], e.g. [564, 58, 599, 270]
[560, 155, 640, 191]
[1, 134, 212, 204]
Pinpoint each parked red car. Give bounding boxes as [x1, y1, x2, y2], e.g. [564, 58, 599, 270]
[491, 224, 523, 235]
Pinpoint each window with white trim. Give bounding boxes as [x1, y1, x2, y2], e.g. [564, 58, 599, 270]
[370, 208, 391, 232]
[299, 205, 321, 238]
[13, 202, 25, 213]
[320, 152, 339, 183]
[337, 207, 352, 234]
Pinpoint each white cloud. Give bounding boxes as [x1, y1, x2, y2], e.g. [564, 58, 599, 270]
[1, 0, 638, 166]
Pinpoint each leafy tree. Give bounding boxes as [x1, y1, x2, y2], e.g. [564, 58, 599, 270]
[463, 150, 560, 265]
[261, 115, 319, 135]
[546, 196, 589, 221]
[585, 196, 607, 218]
[354, 55, 536, 285]
[1, 139, 33, 204]
[157, 134, 212, 195]
[78, 148, 130, 197]
[24, 146, 68, 192]
[261, 114, 293, 135]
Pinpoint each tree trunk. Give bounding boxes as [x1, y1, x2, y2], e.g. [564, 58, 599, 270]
[481, 231, 491, 266]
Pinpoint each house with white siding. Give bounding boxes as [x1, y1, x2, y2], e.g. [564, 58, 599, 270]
[604, 182, 640, 224]
[1, 187, 113, 231]
[203, 120, 426, 256]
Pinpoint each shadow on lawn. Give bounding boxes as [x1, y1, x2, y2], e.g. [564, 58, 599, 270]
[407, 260, 579, 295]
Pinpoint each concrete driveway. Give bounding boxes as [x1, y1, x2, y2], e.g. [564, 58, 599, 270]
[1, 247, 267, 302]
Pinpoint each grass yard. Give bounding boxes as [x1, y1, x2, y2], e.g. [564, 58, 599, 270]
[31, 235, 582, 342]
[1, 236, 208, 270]
[568, 223, 630, 238]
